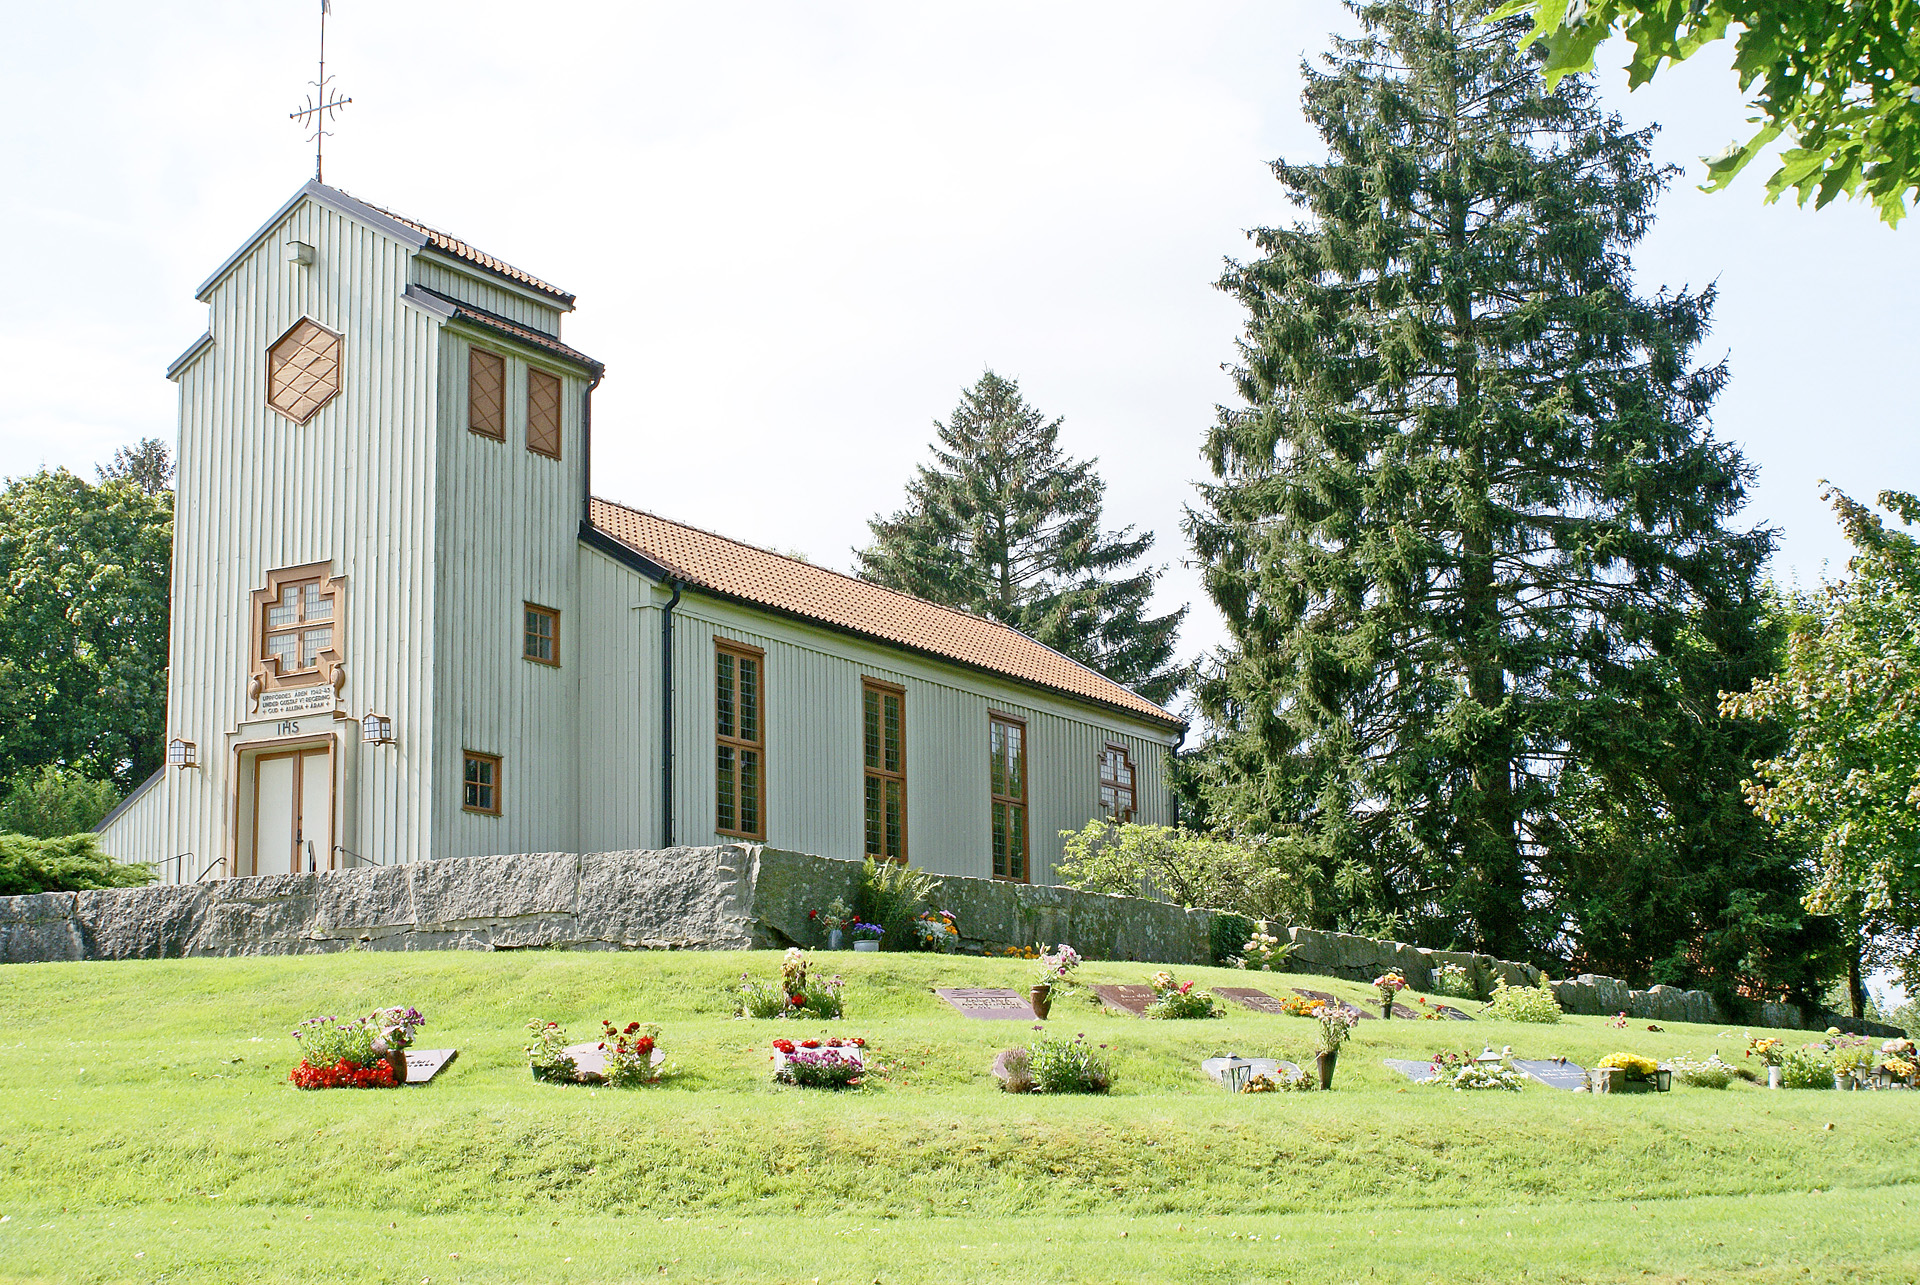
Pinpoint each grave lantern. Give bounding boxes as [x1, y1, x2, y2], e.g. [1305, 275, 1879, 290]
[167, 738, 197, 768]
[361, 712, 394, 745]
[1653, 1066, 1672, 1093]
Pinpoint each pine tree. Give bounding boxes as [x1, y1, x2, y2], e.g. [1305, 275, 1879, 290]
[858, 371, 1186, 704]
[1185, 0, 1776, 963]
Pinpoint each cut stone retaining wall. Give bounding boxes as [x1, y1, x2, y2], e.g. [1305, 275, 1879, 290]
[0, 845, 1895, 1037]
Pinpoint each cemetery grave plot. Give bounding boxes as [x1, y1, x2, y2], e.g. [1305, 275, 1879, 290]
[1293, 988, 1372, 1018]
[1383, 1058, 1442, 1083]
[933, 988, 1035, 1020]
[403, 1048, 458, 1083]
[561, 1042, 666, 1082]
[1201, 1055, 1302, 1088]
[1514, 1059, 1588, 1091]
[1213, 987, 1289, 1015]
[1094, 984, 1160, 1016]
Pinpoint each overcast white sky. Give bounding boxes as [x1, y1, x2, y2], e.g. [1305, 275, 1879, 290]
[2, 2, 1914, 699]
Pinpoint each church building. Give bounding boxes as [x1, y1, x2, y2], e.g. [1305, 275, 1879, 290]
[96, 181, 1184, 886]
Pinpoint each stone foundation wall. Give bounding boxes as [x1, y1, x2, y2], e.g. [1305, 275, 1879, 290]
[0, 845, 1896, 1037]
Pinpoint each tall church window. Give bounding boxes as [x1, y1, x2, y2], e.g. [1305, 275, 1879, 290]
[863, 680, 906, 863]
[989, 714, 1027, 882]
[715, 640, 764, 840]
[527, 367, 562, 459]
[469, 348, 506, 440]
[1099, 743, 1136, 822]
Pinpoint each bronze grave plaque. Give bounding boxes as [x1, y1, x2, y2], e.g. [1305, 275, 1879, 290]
[1094, 984, 1158, 1015]
[934, 988, 1035, 1020]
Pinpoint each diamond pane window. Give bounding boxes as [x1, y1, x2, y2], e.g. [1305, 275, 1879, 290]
[266, 319, 342, 424]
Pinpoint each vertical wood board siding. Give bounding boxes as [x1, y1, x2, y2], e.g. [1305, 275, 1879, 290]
[410, 259, 562, 334]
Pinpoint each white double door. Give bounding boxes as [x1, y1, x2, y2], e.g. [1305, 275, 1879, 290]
[253, 748, 332, 875]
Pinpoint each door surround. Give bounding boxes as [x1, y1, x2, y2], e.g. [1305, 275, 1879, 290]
[232, 731, 338, 878]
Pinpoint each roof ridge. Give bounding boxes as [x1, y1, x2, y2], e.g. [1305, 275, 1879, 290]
[338, 186, 577, 306]
[588, 495, 1163, 715]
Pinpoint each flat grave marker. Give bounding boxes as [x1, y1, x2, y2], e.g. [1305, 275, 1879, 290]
[1292, 988, 1373, 1019]
[1214, 987, 1289, 1015]
[403, 1047, 458, 1084]
[933, 988, 1034, 1020]
[1094, 984, 1159, 1016]
[561, 1041, 666, 1082]
[1383, 1058, 1441, 1083]
[1388, 1002, 1420, 1020]
[1515, 1058, 1587, 1091]
[1201, 1055, 1302, 1088]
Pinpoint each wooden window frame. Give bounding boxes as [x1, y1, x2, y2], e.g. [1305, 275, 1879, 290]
[714, 639, 767, 841]
[265, 317, 344, 425]
[462, 751, 502, 816]
[526, 365, 562, 460]
[468, 347, 507, 442]
[862, 679, 907, 864]
[248, 562, 346, 697]
[523, 603, 560, 667]
[1099, 742, 1137, 823]
[989, 711, 1030, 883]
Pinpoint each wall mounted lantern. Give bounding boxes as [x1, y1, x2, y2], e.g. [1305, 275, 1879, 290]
[361, 712, 394, 745]
[167, 738, 198, 768]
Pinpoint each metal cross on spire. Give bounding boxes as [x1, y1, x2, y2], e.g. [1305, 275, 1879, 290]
[288, 0, 352, 184]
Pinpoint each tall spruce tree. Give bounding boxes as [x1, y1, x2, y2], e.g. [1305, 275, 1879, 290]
[858, 371, 1186, 704]
[1186, 0, 1779, 965]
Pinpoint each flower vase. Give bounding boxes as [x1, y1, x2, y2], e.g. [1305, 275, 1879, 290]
[1381, 1000, 1393, 1021]
[828, 928, 844, 950]
[1315, 1047, 1339, 1090]
[378, 1044, 409, 1085]
[854, 939, 880, 952]
[1030, 984, 1053, 1021]
[1767, 1065, 1782, 1090]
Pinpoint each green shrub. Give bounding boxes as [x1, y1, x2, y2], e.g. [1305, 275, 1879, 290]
[1056, 821, 1312, 922]
[1428, 962, 1480, 1001]
[0, 767, 123, 838]
[1781, 1046, 1836, 1090]
[1483, 977, 1563, 1024]
[1026, 1033, 1113, 1094]
[1670, 1053, 1737, 1089]
[0, 832, 154, 896]
[854, 857, 942, 950]
[1209, 913, 1255, 966]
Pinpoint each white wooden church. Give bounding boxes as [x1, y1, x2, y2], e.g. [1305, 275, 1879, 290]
[97, 182, 1183, 886]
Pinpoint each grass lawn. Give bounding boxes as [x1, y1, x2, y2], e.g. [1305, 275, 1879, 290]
[1, 950, 1914, 1283]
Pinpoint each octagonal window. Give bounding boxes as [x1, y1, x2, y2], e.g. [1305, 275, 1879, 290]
[266, 318, 342, 424]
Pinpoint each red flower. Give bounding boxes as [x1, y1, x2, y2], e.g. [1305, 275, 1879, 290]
[625, 1022, 641, 1035]
[801, 1039, 820, 1049]
[789, 995, 805, 1007]
[773, 1039, 796, 1054]
[851, 1037, 867, 1047]
[635, 1038, 655, 1058]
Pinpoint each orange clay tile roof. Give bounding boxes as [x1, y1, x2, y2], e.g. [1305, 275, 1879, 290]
[413, 287, 604, 375]
[366, 200, 576, 307]
[589, 497, 1183, 731]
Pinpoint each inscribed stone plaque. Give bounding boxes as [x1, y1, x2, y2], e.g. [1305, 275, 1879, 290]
[1515, 1059, 1587, 1091]
[934, 988, 1034, 1020]
[1437, 1004, 1475, 1021]
[1214, 987, 1289, 1015]
[1389, 1002, 1420, 1020]
[1094, 984, 1159, 1015]
[403, 1047, 458, 1084]
[561, 1041, 667, 1082]
[1383, 1058, 1440, 1083]
[1201, 1056, 1302, 1086]
[1292, 988, 1374, 1019]
[255, 684, 337, 720]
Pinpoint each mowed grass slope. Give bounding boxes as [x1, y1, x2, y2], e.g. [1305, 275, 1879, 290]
[2, 950, 1917, 1284]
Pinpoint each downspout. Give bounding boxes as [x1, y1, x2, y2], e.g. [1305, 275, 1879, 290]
[580, 371, 602, 529]
[661, 578, 683, 848]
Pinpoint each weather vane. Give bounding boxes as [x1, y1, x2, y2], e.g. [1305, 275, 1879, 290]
[289, 0, 351, 184]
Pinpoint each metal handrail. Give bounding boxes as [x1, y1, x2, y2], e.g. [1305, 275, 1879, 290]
[195, 856, 227, 882]
[330, 844, 373, 870]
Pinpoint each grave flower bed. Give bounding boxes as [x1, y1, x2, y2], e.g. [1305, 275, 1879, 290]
[1594, 1051, 1671, 1093]
[1669, 1053, 1738, 1089]
[524, 1018, 671, 1086]
[1143, 970, 1219, 1019]
[739, 948, 845, 1019]
[1427, 1048, 1526, 1092]
[998, 1030, 1113, 1094]
[288, 1006, 424, 1090]
[771, 1036, 867, 1089]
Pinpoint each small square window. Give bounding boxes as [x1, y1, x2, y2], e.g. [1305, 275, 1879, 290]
[524, 604, 559, 666]
[463, 752, 500, 815]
